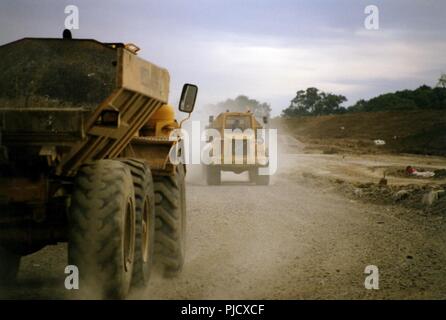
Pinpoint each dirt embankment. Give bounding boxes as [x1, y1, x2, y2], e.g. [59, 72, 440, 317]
[274, 111, 446, 156]
[274, 110, 446, 214]
[301, 172, 446, 216]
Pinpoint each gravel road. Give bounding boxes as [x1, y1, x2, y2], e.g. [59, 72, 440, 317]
[1, 149, 446, 299]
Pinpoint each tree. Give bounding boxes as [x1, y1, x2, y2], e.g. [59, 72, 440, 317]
[348, 84, 446, 112]
[209, 95, 272, 119]
[281, 87, 346, 117]
[437, 74, 446, 88]
[323, 93, 348, 114]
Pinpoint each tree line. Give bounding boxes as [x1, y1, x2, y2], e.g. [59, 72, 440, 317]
[207, 76, 446, 119]
[208, 95, 272, 118]
[281, 76, 446, 117]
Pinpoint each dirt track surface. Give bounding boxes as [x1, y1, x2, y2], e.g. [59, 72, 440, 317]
[1, 142, 446, 299]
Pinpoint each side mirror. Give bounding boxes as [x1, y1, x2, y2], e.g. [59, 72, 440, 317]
[179, 83, 198, 113]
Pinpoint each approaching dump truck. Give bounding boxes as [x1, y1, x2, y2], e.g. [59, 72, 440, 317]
[0, 35, 197, 298]
[205, 111, 269, 185]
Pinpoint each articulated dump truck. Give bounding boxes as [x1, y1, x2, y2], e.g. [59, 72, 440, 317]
[0, 36, 198, 298]
[205, 111, 269, 185]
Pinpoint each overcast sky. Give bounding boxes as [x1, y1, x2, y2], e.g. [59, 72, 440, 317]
[0, 0, 445, 115]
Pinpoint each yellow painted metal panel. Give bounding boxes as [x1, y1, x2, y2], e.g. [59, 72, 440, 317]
[119, 49, 170, 104]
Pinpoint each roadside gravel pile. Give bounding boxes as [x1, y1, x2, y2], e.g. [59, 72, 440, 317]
[298, 172, 445, 214]
[342, 180, 445, 214]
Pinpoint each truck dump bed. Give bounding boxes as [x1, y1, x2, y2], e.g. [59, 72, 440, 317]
[0, 38, 170, 176]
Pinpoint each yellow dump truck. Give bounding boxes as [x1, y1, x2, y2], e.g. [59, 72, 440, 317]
[0, 35, 197, 298]
[205, 111, 269, 185]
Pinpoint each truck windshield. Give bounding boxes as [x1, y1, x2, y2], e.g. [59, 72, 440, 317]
[225, 115, 251, 130]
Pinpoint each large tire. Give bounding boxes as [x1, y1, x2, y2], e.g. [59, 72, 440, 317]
[120, 159, 155, 288]
[249, 168, 270, 185]
[0, 246, 20, 286]
[68, 160, 136, 299]
[154, 165, 186, 277]
[256, 173, 270, 185]
[206, 166, 221, 185]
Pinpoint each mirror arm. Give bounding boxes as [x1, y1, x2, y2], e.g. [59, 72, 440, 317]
[179, 112, 191, 128]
